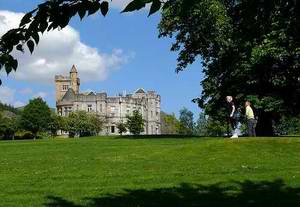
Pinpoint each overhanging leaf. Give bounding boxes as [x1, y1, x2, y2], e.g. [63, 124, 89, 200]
[11, 59, 18, 71]
[148, 0, 161, 16]
[5, 64, 12, 74]
[122, 0, 146, 13]
[19, 11, 34, 27]
[39, 21, 48, 33]
[27, 40, 35, 54]
[32, 32, 39, 44]
[88, 2, 100, 16]
[100, 1, 109, 16]
[16, 44, 24, 52]
[78, 6, 86, 20]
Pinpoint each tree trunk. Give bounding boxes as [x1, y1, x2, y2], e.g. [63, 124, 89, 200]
[33, 131, 37, 140]
[256, 111, 274, 136]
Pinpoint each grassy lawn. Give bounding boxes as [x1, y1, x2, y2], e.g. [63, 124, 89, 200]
[0, 136, 300, 206]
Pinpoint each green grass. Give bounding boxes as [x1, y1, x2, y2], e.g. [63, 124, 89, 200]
[0, 136, 300, 206]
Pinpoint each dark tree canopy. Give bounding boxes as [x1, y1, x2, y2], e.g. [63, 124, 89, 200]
[159, 0, 300, 135]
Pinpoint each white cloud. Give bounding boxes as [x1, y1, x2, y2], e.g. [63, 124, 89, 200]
[0, 86, 26, 107]
[0, 10, 132, 84]
[0, 86, 15, 104]
[13, 101, 25, 108]
[19, 88, 33, 95]
[33, 91, 47, 99]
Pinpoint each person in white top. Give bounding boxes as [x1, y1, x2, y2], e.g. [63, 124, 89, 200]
[226, 96, 238, 138]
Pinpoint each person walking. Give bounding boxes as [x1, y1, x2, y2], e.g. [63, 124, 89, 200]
[245, 101, 256, 137]
[226, 96, 238, 138]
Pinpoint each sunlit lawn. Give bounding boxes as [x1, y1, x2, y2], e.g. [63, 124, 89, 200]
[0, 136, 300, 206]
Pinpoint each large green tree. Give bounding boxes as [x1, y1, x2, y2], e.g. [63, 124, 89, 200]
[19, 97, 52, 139]
[65, 111, 103, 137]
[116, 122, 127, 135]
[48, 112, 63, 137]
[0, 112, 19, 139]
[178, 107, 194, 135]
[160, 111, 181, 134]
[126, 110, 145, 135]
[158, 0, 300, 135]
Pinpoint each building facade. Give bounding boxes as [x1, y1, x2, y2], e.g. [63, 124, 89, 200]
[55, 65, 161, 135]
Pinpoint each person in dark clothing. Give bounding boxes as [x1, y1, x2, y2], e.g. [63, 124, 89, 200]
[226, 96, 238, 138]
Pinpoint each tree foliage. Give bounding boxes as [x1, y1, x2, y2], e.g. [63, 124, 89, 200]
[0, 112, 19, 139]
[116, 122, 127, 135]
[275, 115, 300, 135]
[193, 113, 207, 136]
[178, 107, 194, 135]
[65, 111, 103, 137]
[19, 98, 52, 138]
[160, 111, 180, 134]
[0, 102, 20, 115]
[126, 110, 144, 135]
[48, 112, 63, 137]
[159, 0, 300, 135]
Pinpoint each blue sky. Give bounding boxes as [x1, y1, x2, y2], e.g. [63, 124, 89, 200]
[0, 0, 204, 118]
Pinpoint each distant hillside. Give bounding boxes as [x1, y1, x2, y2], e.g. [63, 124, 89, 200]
[0, 103, 55, 113]
[0, 102, 20, 115]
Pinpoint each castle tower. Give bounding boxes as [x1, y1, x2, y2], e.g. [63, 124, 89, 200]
[70, 65, 80, 94]
[55, 65, 80, 103]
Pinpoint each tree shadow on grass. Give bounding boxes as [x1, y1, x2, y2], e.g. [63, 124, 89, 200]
[45, 179, 300, 207]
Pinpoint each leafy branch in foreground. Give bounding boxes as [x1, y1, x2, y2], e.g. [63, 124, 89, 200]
[0, 0, 166, 85]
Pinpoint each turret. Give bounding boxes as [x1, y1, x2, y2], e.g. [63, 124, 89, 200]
[70, 65, 80, 94]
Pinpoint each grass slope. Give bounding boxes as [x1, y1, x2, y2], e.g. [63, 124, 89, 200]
[0, 137, 300, 206]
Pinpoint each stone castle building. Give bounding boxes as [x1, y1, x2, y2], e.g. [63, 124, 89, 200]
[55, 65, 161, 135]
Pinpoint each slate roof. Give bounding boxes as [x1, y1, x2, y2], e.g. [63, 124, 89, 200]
[135, 88, 146, 94]
[70, 65, 77, 73]
[61, 88, 76, 101]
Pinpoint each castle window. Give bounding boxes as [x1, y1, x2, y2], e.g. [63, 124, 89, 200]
[151, 111, 153, 118]
[64, 107, 72, 116]
[87, 104, 93, 112]
[100, 104, 103, 112]
[62, 85, 69, 91]
[126, 106, 130, 114]
[111, 126, 115, 133]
